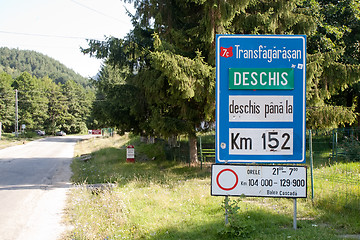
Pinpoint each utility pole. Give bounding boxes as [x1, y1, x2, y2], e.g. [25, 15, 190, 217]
[15, 89, 18, 137]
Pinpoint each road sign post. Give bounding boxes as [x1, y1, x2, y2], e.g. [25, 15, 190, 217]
[216, 35, 306, 164]
[212, 164, 307, 229]
[214, 35, 307, 229]
[126, 145, 135, 162]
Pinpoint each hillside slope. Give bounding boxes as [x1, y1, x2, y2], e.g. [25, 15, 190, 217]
[0, 47, 90, 86]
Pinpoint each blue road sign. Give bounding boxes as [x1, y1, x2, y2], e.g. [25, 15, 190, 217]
[216, 35, 306, 163]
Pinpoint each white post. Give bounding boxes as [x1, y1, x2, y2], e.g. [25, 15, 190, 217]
[0, 122, 2, 140]
[15, 89, 18, 137]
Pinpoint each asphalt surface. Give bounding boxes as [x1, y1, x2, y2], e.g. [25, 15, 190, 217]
[0, 136, 86, 240]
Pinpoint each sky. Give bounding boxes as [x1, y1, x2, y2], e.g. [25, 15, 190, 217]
[0, 0, 134, 77]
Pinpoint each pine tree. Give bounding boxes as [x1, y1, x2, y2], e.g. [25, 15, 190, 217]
[84, 0, 360, 164]
[43, 77, 68, 135]
[0, 72, 15, 131]
[306, 0, 360, 128]
[127, 0, 316, 162]
[91, 64, 148, 134]
[62, 80, 94, 134]
[12, 72, 48, 130]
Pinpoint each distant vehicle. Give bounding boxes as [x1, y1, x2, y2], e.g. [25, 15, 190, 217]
[35, 130, 45, 136]
[56, 131, 66, 136]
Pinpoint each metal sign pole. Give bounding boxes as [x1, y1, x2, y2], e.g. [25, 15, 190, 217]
[293, 198, 297, 230]
[309, 130, 314, 200]
[225, 196, 229, 225]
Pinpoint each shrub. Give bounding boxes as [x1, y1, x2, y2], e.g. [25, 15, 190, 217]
[339, 135, 360, 161]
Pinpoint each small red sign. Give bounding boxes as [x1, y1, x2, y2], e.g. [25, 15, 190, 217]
[92, 129, 101, 135]
[126, 145, 135, 162]
[220, 46, 233, 58]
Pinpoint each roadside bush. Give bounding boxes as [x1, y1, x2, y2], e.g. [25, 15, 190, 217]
[134, 141, 167, 162]
[339, 135, 360, 161]
[218, 197, 255, 238]
[23, 131, 38, 138]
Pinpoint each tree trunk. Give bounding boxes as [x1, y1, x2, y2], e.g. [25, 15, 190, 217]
[189, 135, 198, 164]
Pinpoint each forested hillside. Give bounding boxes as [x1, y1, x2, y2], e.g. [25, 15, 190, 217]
[0, 71, 95, 135]
[0, 47, 90, 87]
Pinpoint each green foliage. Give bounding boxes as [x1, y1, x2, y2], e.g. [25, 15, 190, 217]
[0, 47, 90, 87]
[22, 130, 39, 138]
[306, 50, 360, 128]
[44, 78, 68, 135]
[307, 105, 356, 129]
[0, 71, 94, 134]
[218, 197, 255, 238]
[339, 135, 360, 161]
[232, 0, 316, 35]
[12, 72, 49, 130]
[0, 46, 95, 134]
[0, 72, 15, 131]
[90, 64, 146, 134]
[84, 0, 360, 158]
[146, 49, 215, 137]
[62, 80, 94, 134]
[135, 141, 167, 162]
[306, 0, 360, 128]
[66, 136, 360, 240]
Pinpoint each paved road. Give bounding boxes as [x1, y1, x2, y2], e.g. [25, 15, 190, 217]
[0, 136, 86, 240]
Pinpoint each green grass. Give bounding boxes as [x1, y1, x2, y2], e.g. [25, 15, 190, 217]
[65, 135, 360, 240]
[0, 132, 42, 149]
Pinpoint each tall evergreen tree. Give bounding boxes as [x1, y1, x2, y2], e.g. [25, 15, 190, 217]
[91, 64, 148, 134]
[84, 9, 216, 162]
[62, 80, 94, 134]
[12, 72, 48, 130]
[146, 38, 215, 162]
[84, 0, 316, 163]
[84, 0, 360, 163]
[0, 72, 15, 132]
[43, 77, 68, 135]
[306, 0, 360, 128]
[0, 70, 94, 135]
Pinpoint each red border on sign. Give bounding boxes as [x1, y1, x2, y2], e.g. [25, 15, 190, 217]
[216, 169, 238, 191]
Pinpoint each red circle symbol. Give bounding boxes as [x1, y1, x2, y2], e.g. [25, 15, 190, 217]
[216, 169, 238, 191]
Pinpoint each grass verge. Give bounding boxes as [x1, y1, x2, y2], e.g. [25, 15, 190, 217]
[0, 132, 42, 149]
[64, 135, 360, 239]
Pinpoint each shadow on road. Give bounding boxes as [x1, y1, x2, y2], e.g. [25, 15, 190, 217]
[0, 156, 73, 191]
[39, 135, 90, 143]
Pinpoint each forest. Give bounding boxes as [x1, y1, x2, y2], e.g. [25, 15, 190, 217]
[0, 48, 94, 135]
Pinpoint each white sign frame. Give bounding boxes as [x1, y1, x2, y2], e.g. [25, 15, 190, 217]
[216, 35, 306, 163]
[211, 164, 307, 198]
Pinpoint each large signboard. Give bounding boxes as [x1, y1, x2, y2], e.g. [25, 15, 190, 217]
[216, 35, 306, 163]
[211, 164, 307, 198]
